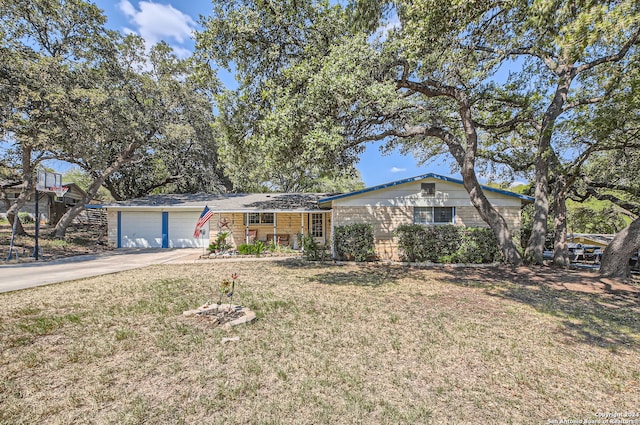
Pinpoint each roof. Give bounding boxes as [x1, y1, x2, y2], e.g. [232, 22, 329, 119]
[567, 233, 615, 246]
[318, 173, 535, 204]
[105, 192, 331, 212]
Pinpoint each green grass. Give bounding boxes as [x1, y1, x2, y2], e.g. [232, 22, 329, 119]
[0, 261, 639, 424]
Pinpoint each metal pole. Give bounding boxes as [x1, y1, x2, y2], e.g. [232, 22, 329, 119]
[6, 211, 19, 261]
[33, 189, 39, 260]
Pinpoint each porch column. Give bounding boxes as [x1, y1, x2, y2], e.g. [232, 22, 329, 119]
[273, 212, 277, 243]
[300, 213, 305, 251]
[245, 213, 249, 244]
[330, 210, 335, 259]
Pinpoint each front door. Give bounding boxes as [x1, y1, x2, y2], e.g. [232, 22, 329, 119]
[310, 213, 325, 244]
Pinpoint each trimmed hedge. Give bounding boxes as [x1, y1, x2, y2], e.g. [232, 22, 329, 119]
[333, 223, 376, 262]
[396, 224, 502, 264]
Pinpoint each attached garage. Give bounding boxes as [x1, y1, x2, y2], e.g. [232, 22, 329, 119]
[112, 209, 205, 249]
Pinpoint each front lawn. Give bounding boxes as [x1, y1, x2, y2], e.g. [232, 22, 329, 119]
[1, 261, 638, 424]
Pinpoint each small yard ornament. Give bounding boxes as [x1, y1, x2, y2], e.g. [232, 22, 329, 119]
[218, 273, 238, 306]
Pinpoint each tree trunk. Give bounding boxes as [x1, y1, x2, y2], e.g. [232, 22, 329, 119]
[461, 167, 523, 264]
[54, 140, 143, 238]
[525, 68, 572, 265]
[456, 93, 522, 265]
[54, 173, 111, 238]
[599, 217, 640, 278]
[6, 211, 27, 236]
[553, 176, 570, 266]
[4, 145, 37, 236]
[525, 155, 549, 264]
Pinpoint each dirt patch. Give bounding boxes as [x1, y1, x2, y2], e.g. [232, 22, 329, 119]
[443, 265, 640, 296]
[0, 223, 111, 262]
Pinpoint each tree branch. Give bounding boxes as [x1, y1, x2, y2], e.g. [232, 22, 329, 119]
[574, 27, 640, 75]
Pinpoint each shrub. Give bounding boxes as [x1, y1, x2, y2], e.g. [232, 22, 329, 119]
[458, 228, 502, 263]
[237, 243, 253, 255]
[396, 225, 501, 263]
[333, 223, 376, 262]
[238, 241, 266, 256]
[300, 233, 329, 261]
[395, 224, 434, 262]
[208, 232, 231, 253]
[18, 212, 34, 224]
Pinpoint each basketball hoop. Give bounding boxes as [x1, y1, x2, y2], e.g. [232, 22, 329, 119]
[50, 186, 69, 198]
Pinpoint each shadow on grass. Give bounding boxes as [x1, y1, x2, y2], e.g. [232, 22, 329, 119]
[275, 259, 414, 287]
[443, 266, 640, 349]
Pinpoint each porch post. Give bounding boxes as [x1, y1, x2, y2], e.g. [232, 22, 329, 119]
[273, 212, 277, 244]
[330, 209, 335, 259]
[245, 213, 249, 244]
[300, 213, 305, 251]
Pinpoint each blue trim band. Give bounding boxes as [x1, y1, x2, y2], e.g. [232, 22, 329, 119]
[162, 212, 169, 248]
[318, 173, 534, 204]
[117, 211, 122, 248]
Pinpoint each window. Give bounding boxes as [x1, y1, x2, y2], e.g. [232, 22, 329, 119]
[414, 207, 455, 224]
[421, 183, 436, 196]
[245, 213, 275, 225]
[247, 213, 260, 224]
[311, 213, 323, 238]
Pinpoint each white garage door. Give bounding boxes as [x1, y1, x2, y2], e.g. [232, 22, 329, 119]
[168, 211, 204, 248]
[120, 211, 162, 248]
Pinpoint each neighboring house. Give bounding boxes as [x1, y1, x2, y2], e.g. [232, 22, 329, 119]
[0, 181, 86, 225]
[567, 233, 614, 248]
[318, 173, 534, 260]
[104, 193, 331, 249]
[104, 173, 533, 260]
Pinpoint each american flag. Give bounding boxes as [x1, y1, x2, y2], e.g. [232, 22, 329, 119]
[193, 206, 214, 237]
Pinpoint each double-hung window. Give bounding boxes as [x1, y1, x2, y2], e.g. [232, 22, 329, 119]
[414, 207, 455, 224]
[245, 213, 275, 225]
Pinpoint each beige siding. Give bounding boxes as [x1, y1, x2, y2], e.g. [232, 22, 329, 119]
[107, 210, 118, 247]
[456, 206, 521, 233]
[333, 206, 412, 239]
[332, 206, 413, 260]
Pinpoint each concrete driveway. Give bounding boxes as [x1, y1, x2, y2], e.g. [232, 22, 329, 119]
[0, 248, 203, 293]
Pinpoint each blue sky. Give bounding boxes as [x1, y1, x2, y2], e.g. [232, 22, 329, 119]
[92, 0, 456, 187]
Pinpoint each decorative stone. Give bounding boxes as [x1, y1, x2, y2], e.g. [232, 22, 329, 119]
[183, 303, 256, 328]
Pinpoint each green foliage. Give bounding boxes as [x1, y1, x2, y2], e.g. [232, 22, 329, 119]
[238, 240, 266, 256]
[17, 212, 34, 224]
[396, 225, 501, 264]
[568, 205, 629, 234]
[300, 233, 329, 261]
[333, 223, 375, 262]
[208, 232, 231, 252]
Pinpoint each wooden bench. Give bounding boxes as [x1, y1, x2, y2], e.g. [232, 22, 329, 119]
[266, 233, 289, 245]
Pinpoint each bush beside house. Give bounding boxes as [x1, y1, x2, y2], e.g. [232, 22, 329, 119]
[396, 224, 502, 264]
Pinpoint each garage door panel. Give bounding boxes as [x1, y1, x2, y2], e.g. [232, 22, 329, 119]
[169, 211, 204, 248]
[121, 212, 162, 248]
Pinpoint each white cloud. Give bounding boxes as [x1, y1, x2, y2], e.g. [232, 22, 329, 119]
[118, 1, 196, 50]
[390, 167, 406, 173]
